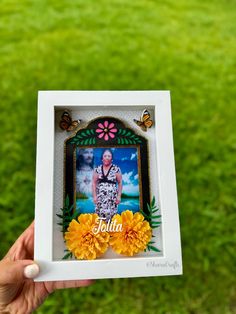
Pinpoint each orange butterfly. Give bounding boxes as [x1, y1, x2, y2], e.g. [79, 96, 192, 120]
[59, 110, 81, 132]
[133, 109, 153, 132]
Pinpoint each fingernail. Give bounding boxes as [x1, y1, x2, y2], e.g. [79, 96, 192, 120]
[24, 264, 40, 279]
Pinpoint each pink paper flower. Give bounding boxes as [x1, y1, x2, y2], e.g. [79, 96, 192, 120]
[96, 121, 117, 141]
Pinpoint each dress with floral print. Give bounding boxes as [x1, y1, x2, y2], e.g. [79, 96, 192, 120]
[95, 164, 121, 221]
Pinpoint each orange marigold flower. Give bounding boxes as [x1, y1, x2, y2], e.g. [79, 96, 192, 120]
[109, 210, 152, 256]
[65, 214, 110, 260]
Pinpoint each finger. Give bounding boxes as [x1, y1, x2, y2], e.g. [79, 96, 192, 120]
[0, 259, 39, 307]
[0, 259, 39, 284]
[11, 221, 34, 246]
[45, 279, 95, 293]
[54, 279, 94, 289]
[4, 221, 35, 261]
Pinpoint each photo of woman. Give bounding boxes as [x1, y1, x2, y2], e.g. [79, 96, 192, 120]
[76, 147, 140, 215]
[92, 149, 122, 221]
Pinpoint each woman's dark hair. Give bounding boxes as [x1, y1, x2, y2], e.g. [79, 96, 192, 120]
[101, 149, 113, 160]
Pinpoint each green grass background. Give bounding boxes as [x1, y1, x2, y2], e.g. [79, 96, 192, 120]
[0, 0, 236, 313]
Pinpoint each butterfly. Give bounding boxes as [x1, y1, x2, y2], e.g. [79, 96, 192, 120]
[133, 109, 153, 132]
[59, 110, 81, 132]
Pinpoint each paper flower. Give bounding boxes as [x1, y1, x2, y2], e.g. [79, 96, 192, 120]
[109, 210, 152, 256]
[65, 214, 110, 260]
[96, 121, 117, 141]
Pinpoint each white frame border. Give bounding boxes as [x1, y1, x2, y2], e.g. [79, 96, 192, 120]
[34, 91, 182, 281]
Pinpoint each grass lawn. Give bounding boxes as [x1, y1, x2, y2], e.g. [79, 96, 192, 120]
[0, 0, 236, 313]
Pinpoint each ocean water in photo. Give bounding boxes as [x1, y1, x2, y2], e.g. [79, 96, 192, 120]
[76, 197, 140, 214]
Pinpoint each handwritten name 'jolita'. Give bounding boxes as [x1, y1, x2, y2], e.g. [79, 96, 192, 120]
[92, 217, 122, 234]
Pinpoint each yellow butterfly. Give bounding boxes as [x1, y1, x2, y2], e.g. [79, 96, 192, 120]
[59, 110, 81, 132]
[133, 109, 153, 132]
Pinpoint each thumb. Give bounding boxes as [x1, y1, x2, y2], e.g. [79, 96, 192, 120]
[0, 259, 40, 284]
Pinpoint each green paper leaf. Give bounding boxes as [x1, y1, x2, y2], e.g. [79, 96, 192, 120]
[72, 212, 78, 219]
[56, 214, 63, 218]
[151, 221, 161, 225]
[63, 217, 73, 222]
[62, 252, 72, 260]
[148, 245, 161, 252]
[139, 210, 149, 219]
[151, 215, 161, 219]
[65, 195, 70, 208]
[151, 196, 156, 207]
[147, 203, 151, 213]
[122, 129, 126, 135]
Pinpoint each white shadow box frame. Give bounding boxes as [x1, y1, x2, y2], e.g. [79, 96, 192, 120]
[34, 91, 182, 281]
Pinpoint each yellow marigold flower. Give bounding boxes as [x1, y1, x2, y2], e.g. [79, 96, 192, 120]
[109, 210, 152, 256]
[65, 214, 110, 260]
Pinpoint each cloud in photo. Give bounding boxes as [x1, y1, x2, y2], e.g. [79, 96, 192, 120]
[121, 156, 129, 161]
[122, 171, 133, 184]
[123, 183, 139, 197]
[130, 152, 137, 160]
[121, 151, 137, 162]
